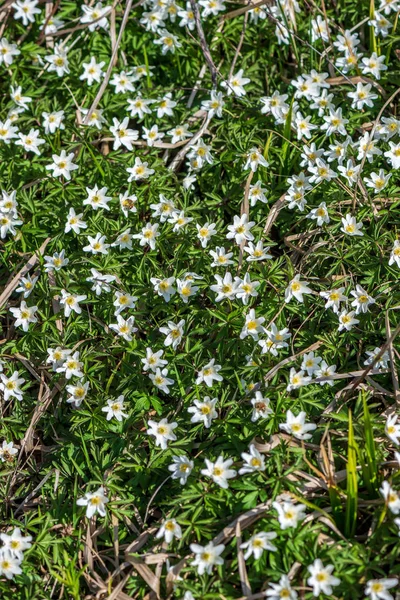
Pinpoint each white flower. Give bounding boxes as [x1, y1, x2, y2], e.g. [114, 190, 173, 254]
[380, 480, 400, 514]
[286, 369, 312, 391]
[56, 351, 83, 379]
[311, 15, 330, 42]
[147, 418, 178, 449]
[364, 347, 390, 370]
[201, 455, 236, 488]
[113, 292, 137, 316]
[0, 441, 18, 463]
[86, 270, 115, 295]
[15, 274, 38, 298]
[239, 444, 266, 474]
[66, 380, 89, 407]
[259, 323, 291, 356]
[196, 359, 223, 387]
[196, 222, 217, 247]
[167, 123, 192, 144]
[350, 284, 375, 314]
[301, 351, 322, 376]
[168, 210, 193, 233]
[338, 310, 359, 331]
[42, 110, 65, 134]
[12, 0, 41, 26]
[156, 518, 182, 544]
[110, 316, 137, 341]
[248, 180, 268, 206]
[45, 45, 69, 77]
[46, 150, 78, 180]
[149, 368, 174, 394]
[156, 93, 176, 118]
[80, 2, 109, 31]
[384, 142, 400, 169]
[240, 531, 277, 559]
[16, 128, 45, 155]
[357, 132, 382, 163]
[168, 455, 194, 484]
[226, 214, 255, 245]
[176, 278, 198, 303]
[119, 192, 137, 217]
[265, 575, 298, 600]
[321, 107, 348, 136]
[10, 85, 31, 110]
[348, 82, 378, 109]
[188, 396, 218, 428]
[315, 361, 337, 386]
[307, 559, 341, 596]
[65, 207, 87, 234]
[0, 119, 19, 144]
[240, 309, 265, 340]
[83, 185, 111, 211]
[210, 272, 238, 302]
[9, 301, 38, 331]
[127, 96, 153, 120]
[110, 70, 135, 94]
[385, 415, 400, 445]
[221, 69, 250, 97]
[365, 578, 398, 600]
[112, 229, 132, 250]
[132, 223, 160, 250]
[244, 147, 269, 172]
[199, 0, 225, 17]
[80, 108, 107, 129]
[250, 392, 273, 422]
[273, 500, 306, 529]
[188, 138, 213, 167]
[285, 275, 312, 303]
[280, 410, 316, 440]
[143, 124, 164, 147]
[235, 273, 260, 305]
[77, 486, 109, 518]
[361, 52, 388, 79]
[307, 202, 329, 226]
[141, 348, 167, 372]
[0, 528, 32, 560]
[151, 277, 176, 302]
[261, 91, 289, 120]
[0, 549, 22, 580]
[320, 287, 347, 313]
[308, 159, 337, 184]
[159, 319, 185, 349]
[0, 371, 25, 401]
[0, 38, 20, 66]
[153, 29, 182, 54]
[110, 117, 139, 151]
[44, 250, 69, 272]
[190, 541, 225, 575]
[47, 347, 71, 370]
[60, 290, 87, 317]
[341, 214, 363, 236]
[83, 233, 110, 255]
[202, 91, 225, 118]
[365, 169, 391, 194]
[102, 396, 128, 421]
[244, 240, 272, 262]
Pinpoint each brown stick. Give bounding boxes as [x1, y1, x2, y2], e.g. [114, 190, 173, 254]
[83, 0, 138, 125]
[0, 237, 50, 309]
[189, 0, 218, 87]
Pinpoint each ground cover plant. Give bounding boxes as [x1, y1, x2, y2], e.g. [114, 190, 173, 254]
[1, 0, 400, 598]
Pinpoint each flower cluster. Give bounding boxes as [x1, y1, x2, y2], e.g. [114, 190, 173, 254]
[1, 0, 400, 596]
